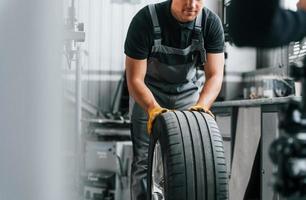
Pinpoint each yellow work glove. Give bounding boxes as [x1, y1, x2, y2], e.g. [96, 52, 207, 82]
[147, 106, 169, 135]
[189, 104, 215, 118]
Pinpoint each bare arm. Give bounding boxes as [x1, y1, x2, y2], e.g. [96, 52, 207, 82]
[125, 56, 160, 113]
[196, 53, 224, 109]
[297, 0, 306, 10]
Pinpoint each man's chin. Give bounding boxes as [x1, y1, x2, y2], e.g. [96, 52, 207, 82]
[181, 16, 197, 22]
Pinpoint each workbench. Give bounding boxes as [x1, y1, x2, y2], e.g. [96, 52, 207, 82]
[212, 96, 301, 200]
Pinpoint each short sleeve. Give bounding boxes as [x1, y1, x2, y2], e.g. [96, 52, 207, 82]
[204, 12, 225, 53]
[124, 6, 153, 60]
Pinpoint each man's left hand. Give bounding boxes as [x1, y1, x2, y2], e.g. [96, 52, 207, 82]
[189, 104, 215, 118]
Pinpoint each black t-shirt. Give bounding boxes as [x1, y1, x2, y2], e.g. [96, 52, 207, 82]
[124, 0, 224, 60]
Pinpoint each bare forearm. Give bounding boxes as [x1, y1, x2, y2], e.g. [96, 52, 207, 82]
[127, 79, 160, 113]
[197, 75, 223, 109]
[197, 53, 224, 109]
[125, 56, 160, 113]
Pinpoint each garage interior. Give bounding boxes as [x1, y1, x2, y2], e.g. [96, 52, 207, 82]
[0, 0, 305, 200]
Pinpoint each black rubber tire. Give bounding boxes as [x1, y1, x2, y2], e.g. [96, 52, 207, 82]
[147, 111, 228, 200]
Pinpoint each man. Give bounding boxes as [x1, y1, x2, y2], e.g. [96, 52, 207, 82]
[229, 0, 306, 47]
[124, 0, 224, 199]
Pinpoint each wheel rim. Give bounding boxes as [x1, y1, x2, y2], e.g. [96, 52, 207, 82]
[151, 140, 165, 200]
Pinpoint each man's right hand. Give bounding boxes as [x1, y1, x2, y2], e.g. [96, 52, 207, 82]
[147, 106, 169, 135]
[297, 0, 306, 11]
[126, 56, 166, 135]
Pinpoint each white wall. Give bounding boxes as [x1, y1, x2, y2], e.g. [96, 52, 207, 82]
[77, 0, 162, 72]
[226, 43, 257, 73]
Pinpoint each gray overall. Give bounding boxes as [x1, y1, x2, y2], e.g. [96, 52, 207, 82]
[130, 4, 207, 200]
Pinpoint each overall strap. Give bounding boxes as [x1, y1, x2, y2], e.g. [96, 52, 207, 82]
[148, 4, 162, 46]
[192, 9, 203, 42]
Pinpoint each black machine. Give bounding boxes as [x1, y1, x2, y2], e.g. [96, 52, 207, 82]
[224, 0, 306, 196]
[269, 57, 306, 198]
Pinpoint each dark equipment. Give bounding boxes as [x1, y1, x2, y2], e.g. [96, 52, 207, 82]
[83, 172, 116, 200]
[83, 117, 132, 200]
[226, 0, 306, 196]
[269, 57, 306, 198]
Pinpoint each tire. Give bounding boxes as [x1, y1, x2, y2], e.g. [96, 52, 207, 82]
[147, 111, 228, 200]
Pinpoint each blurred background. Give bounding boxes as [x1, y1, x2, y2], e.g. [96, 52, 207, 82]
[0, 0, 304, 199]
